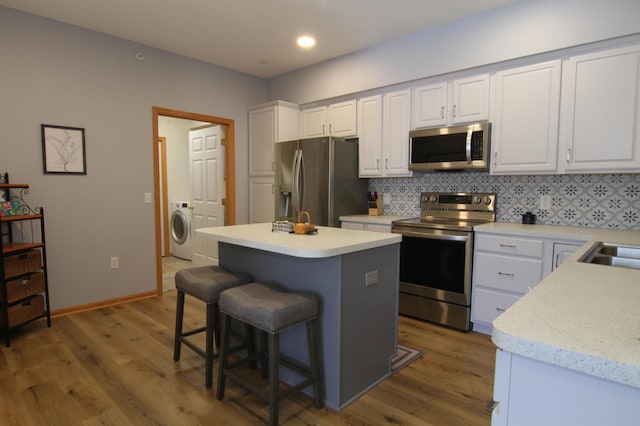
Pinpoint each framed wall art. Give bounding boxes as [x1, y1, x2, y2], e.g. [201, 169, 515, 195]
[41, 124, 87, 174]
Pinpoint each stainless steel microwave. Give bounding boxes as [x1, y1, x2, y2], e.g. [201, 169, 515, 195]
[409, 122, 491, 171]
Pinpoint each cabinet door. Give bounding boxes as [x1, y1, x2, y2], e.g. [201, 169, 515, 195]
[450, 73, 490, 124]
[301, 106, 327, 138]
[249, 107, 276, 176]
[491, 60, 561, 175]
[249, 177, 275, 223]
[357, 95, 383, 177]
[328, 100, 357, 138]
[560, 45, 640, 173]
[341, 221, 365, 231]
[412, 82, 447, 128]
[382, 89, 412, 177]
[552, 243, 581, 270]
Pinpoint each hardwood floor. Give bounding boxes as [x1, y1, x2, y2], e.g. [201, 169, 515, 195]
[0, 292, 496, 425]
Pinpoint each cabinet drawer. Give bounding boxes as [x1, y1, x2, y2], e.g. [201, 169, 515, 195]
[475, 252, 543, 293]
[2, 272, 44, 303]
[0, 294, 45, 327]
[472, 288, 520, 325]
[4, 250, 42, 278]
[341, 222, 365, 230]
[476, 234, 544, 258]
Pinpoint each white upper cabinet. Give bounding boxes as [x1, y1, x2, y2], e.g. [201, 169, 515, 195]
[358, 90, 412, 177]
[357, 95, 384, 177]
[412, 74, 490, 129]
[301, 100, 357, 138]
[490, 60, 562, 175]
[383, 90, 412, 176]
[559, 45, 640, 173]
[248, 101, 299, 176]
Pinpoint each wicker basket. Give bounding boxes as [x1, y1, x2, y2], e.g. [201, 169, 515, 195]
[3, 250, 42, 278]
[0, 295, 45, 327]
[1, 272, 44, 303]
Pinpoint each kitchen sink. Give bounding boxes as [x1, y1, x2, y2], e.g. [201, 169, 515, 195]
[579, 242, 640, 270]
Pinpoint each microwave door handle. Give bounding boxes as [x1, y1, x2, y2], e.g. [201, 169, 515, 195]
[465, 128, 472, 164]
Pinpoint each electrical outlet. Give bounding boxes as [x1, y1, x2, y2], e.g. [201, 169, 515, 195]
[539, 195, 551, 210]
[365, 270, 378, 286]
[144, 192, 152, 204]
[110, 257, 119, 269]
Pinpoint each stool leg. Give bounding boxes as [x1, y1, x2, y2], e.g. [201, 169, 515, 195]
[205, 302, 216, 388]
[268, 332, 279, 426]
[173, 290, 185, 361]
[307, 318, 324, 409]
[259, 330, 269, 378]
[214, 302, 221, 348]
[216, 313, 231, 400]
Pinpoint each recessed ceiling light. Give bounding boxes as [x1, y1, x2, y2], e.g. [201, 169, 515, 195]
[297, 36, 316, 48]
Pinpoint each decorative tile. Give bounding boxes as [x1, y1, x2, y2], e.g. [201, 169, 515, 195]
[370, 172, 640, 231]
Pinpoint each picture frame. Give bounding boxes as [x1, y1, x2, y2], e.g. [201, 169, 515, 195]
[41, 124, 87, 174]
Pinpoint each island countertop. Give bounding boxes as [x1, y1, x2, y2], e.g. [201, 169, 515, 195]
[485, 223, 640, 389]
[197, 222, 401, 258]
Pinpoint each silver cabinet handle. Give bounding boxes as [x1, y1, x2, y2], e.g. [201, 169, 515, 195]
[385, 158, 389, 170]
[499, 244, 517, 249]
[452, 104, 457, 118]
[322, 124, 326, 135]
[440, 106, 445, 119]
[498, 272, 514, 277]
[495, 307, 506, 312]
[566, 148, 572, 164]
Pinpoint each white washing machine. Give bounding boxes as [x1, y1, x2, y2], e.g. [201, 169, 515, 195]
[170, 201, 192, 260]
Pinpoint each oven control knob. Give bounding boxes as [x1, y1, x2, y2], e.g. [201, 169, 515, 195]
[483, 197, 493, 205]
[473, 196, 482, 204]
[429, 195, 437, 202]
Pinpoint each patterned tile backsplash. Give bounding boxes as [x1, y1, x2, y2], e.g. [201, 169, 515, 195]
[369, 172, 640, 231]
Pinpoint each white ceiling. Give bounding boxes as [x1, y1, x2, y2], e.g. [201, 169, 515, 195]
[1, 0, 519, 79]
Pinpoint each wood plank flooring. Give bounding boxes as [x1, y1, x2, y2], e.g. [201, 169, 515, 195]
[0, 292, 496, 425]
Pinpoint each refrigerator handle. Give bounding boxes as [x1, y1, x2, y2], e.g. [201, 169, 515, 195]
[292, 148, 302, 219]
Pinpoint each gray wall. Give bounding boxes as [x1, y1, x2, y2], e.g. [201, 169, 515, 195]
[0, 7, 266, 310]
[268, 0, 640, 104]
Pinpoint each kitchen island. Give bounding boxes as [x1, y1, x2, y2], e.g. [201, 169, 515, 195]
[480, 223, 640, 425]
[197, 223, 401, 411]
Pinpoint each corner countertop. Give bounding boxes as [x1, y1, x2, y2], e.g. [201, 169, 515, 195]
[482, 223, 640, 389]
[196, 222, 401, 259]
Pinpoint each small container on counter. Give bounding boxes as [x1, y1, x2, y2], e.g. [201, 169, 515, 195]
[522, 212, 536, 224]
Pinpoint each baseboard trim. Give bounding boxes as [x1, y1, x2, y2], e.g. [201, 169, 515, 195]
[50, 290, 159, 318]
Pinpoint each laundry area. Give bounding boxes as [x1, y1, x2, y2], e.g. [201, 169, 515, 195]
[158, 115, 225, 290]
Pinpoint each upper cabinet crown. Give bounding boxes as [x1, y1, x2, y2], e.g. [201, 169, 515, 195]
[412, 74, 490, 129]
[301, 100, 357, 138]
[558, 44, 640, 173]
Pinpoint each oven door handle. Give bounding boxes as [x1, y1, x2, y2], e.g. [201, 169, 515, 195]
[393, 229, 470, 242]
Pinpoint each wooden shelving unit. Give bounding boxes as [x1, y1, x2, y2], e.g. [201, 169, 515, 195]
[0, 173, 51, 346]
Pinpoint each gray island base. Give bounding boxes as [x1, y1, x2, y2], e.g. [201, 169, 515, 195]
[198, 224, 401, 411]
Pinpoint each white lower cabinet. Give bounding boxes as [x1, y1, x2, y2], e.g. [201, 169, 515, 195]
[472, 230, 585, 334]
[492, 349, 640, 426]
[249, 177, 275, 223]
[341, 221, 392, 233]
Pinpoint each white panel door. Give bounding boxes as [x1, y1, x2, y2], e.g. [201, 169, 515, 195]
[383, 89, 412, 177]
[357, 95, 383, 177]
[190, 125, 225, 266]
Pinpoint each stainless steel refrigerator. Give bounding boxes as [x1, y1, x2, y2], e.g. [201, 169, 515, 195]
[274, 137, 368, 227]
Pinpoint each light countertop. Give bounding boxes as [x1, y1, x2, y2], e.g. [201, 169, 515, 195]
[339, 214, 414, 225]
[196, 222, 401, 259]
[483, 223, 640, 389]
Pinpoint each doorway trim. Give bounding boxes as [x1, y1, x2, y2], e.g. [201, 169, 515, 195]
[152, 106, 236, 294]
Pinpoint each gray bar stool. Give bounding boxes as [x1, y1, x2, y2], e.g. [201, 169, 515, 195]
[173, 265, 252, 388]
[216, 282, 324, 426]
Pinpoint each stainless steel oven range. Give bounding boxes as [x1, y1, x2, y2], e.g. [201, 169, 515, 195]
[392, 192, 496, 331]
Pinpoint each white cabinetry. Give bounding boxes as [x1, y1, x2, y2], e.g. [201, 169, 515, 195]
[490, 60, 562, 175]
[559, 44, 640, 173]
[492, 349, 640, 426]
[472, 230, 584, 334]
[248, 101, 299, 223]
[301, 100, 357, 138]
[358, 90, 412, 177]
[412, 74, 490, 128]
